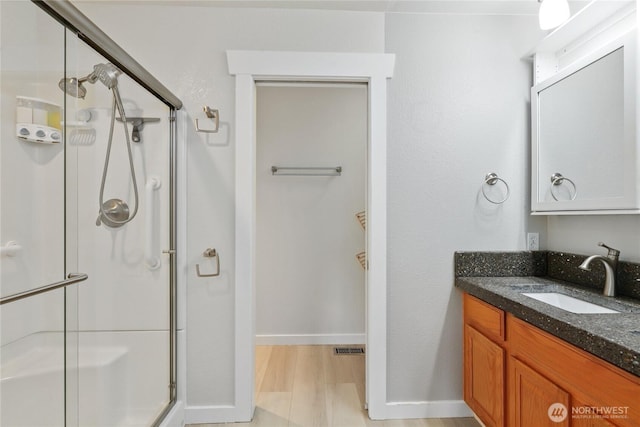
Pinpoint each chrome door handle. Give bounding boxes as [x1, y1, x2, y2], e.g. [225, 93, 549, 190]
[0, 273, 89, 305]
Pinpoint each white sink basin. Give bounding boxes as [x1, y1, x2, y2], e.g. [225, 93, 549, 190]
[521, 292, 619, 314]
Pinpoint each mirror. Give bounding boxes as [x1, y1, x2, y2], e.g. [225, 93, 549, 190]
[531, 31, 636, 213]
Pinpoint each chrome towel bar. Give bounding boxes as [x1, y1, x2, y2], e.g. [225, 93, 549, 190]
[0, 273, 88, 305]
[271, 166, 342, 176]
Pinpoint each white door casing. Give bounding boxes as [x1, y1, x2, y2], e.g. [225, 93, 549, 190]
[227, 50, 394, 421]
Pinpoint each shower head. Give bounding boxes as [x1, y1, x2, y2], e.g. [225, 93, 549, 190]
[58, 77, 87, 99]
[58, 63, 122, 98]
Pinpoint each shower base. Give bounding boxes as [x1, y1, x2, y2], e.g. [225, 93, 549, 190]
[0, 330, 169, 426]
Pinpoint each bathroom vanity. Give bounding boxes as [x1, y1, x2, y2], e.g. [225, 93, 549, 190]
[455, 252, 640, 427]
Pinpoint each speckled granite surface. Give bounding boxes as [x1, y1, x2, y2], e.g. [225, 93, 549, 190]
[456, 276, 640, 377]
[456, 250, 640, 300]
[547, 251, 640, 300]
[454, 251, 547, 277]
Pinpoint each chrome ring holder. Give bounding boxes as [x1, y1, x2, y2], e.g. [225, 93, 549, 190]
[482, 172, 510, 204]
[550, 173, 577, 201]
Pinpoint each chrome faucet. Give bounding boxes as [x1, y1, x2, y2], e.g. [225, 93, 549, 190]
[578, 242, 620, 297]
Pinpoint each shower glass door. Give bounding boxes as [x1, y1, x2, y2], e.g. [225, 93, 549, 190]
[0, 2, 67, 425]
[1, 2, 174, 424]
[64, 30, 172, 427]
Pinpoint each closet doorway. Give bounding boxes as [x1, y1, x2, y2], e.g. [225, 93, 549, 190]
[254, 83, 368, 421]
[228, 50, 393, 421]
[256, 82, 367, 346]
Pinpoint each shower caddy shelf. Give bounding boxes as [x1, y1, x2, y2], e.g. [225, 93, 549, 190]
[15, 96, 62, 144]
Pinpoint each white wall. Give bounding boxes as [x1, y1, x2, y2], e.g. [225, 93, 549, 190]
[547, 216, 640, 262]
[255, 84, 367, 344]
[71, 1, 384, 408]
[72, 0, 551, 414]
[385, 13, 544, 401]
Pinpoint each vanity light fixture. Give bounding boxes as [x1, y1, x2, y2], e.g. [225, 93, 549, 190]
[538, 0, 570, 30]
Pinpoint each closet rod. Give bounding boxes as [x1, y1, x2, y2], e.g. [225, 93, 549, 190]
[271, 166, 342, 176]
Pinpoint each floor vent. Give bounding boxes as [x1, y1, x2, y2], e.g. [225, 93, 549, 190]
[334, 347, 365, 355]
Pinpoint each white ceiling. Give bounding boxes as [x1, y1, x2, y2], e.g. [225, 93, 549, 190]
[75, 0, 594, 16]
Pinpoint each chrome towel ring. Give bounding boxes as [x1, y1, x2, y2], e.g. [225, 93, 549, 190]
[482, 172, 510, 204]
[550, 173, 577, 201]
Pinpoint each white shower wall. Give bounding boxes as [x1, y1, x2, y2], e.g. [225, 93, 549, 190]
[65, 73, 171, 332]
[255, 84, 367, 344]
[0, 0, 66, 346]
[62, 43, 172, 424]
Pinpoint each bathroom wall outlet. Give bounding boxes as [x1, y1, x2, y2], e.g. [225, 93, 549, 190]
[527, 232, 539, 251]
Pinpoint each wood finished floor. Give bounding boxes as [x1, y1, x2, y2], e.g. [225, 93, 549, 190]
[188, 345, 480, 427]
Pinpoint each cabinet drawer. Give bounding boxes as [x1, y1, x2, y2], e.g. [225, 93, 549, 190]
[464, 293, 505, 341]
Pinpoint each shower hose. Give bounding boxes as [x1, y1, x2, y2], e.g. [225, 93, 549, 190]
[97, 86, 139, 227]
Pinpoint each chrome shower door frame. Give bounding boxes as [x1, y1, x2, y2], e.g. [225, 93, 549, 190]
[31, 1, 182, 426]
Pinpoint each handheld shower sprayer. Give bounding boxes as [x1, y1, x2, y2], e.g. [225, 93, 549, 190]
[58, 63, 121, 99]
[90, 63, 121, 89]
[59, 63, 139, 228]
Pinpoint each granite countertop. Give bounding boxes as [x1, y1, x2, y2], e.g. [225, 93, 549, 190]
[455, 275, 640, 377]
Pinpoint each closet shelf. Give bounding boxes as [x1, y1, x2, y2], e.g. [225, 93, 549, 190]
[355, 211, 366, 230]
[356, 252, 366, 270]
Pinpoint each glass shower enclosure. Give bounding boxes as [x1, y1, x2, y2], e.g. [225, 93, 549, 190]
[0, 1, 180, 425]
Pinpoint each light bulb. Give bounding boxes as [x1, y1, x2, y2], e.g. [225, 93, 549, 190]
[539, 0, 570, 30]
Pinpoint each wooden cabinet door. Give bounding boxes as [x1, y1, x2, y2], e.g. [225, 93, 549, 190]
[572, 417, 617, 427]
[571, 398, 618, 427]
[464, 324, 504, 427]
[510, 357, 570, 427]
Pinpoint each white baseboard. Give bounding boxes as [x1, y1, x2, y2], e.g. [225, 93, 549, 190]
[255, 333, 365, 345]
[185, 405, 251, 425]
[379, 400, 473, 420]
[185, 400, 471, 424]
